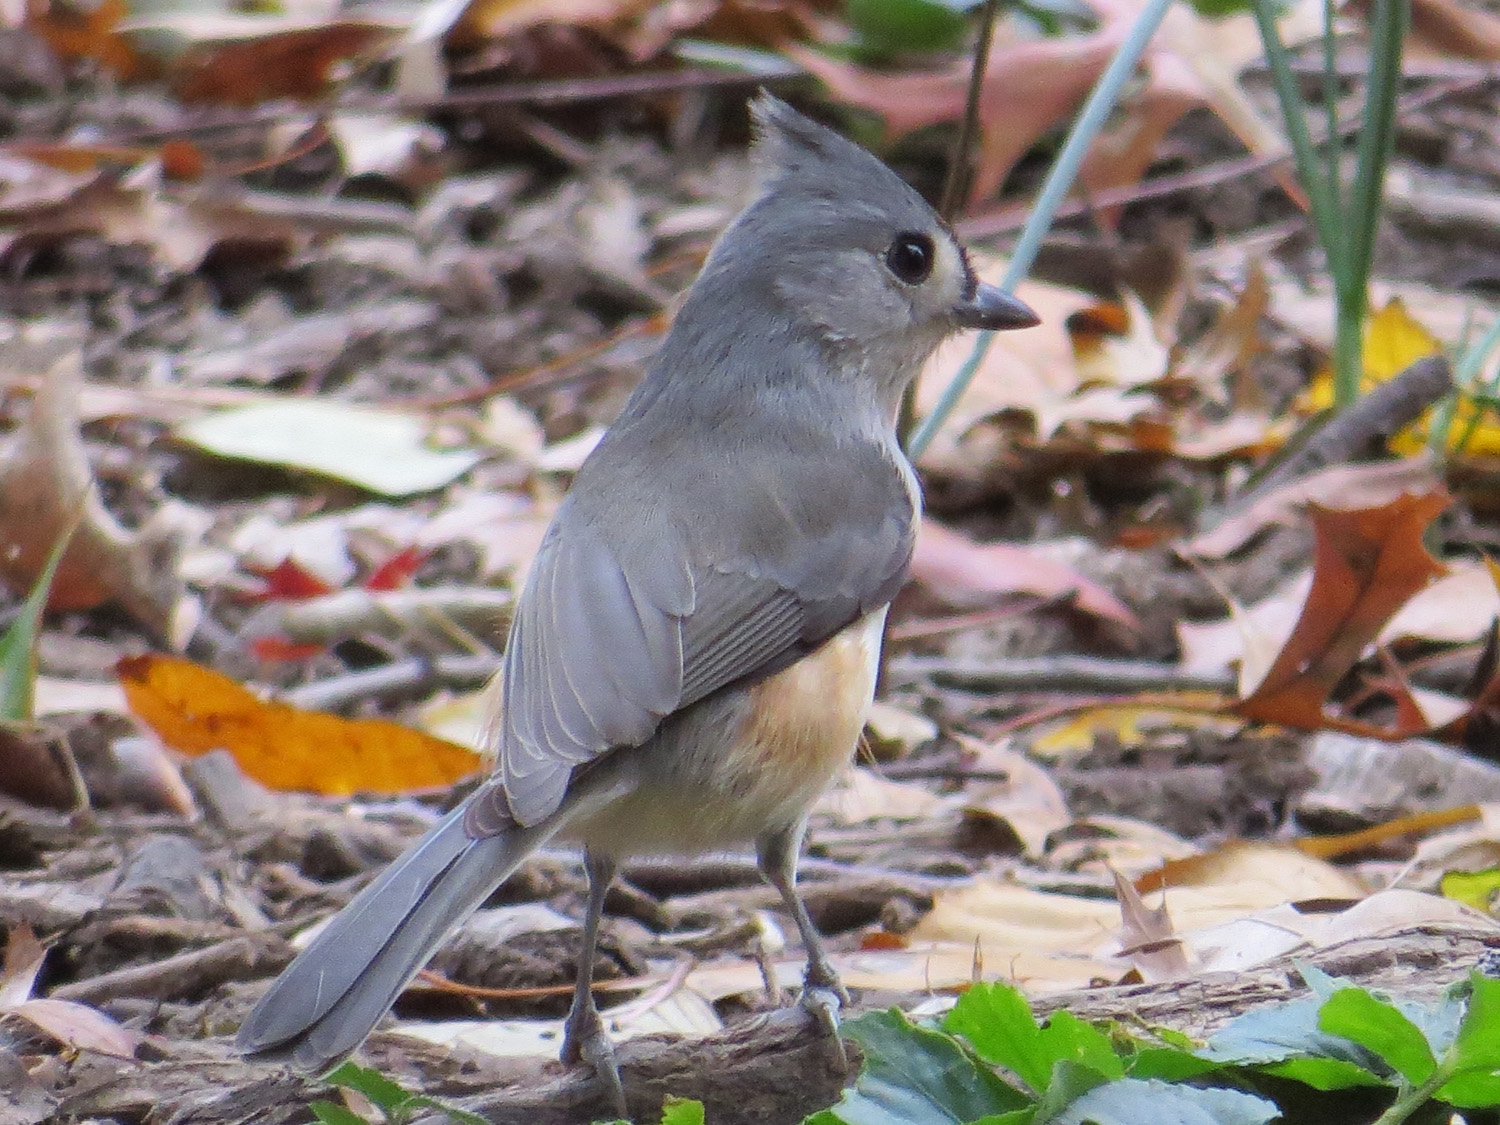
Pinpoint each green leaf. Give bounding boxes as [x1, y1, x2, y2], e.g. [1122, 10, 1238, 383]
[0, 523, 74, 722]
[1451, 973, 1500, 1075]
[821, 1008, 1030, 1125]
[1318, 987, 1436, 1084]
[1199, 996, 1377, 1070]
[965, 1112, 1035, 1125]
[1435, 1069, 1500, 1109]
[1037, 1012, 1125, 1082]
[847, 0, 968, 56]
[1030, 1060, 1112, 1123]
[1053, 1078, 1278, 1125]
[943, 983, 1049, 1092]
[1181, 0, 1252, 16]
[661, 1098, 707, 1125]
[322, 1063, 410, 1113]
[1263, 1056, 1388, 1091]
[1123, 1047, 1219, 1083]
[310, 1103, 373, 1125]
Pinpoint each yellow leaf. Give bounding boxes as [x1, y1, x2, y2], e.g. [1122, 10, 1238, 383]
[1295, 299, 1500, 455]
[118, 654, 481, 796]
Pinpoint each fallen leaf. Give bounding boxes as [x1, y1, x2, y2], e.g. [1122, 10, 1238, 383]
[1235, 490, 1450, 726]
[1, 924, 139, 1058]
[911, 521, 1142, 636]
[178, 399, 483, 497]
[0, 355, 184, 642]
[1186, 455, 1446, 559]
[118, 653, 482, 796]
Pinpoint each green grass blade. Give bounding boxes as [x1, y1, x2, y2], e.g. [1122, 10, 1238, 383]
[0, 523, 76, 723]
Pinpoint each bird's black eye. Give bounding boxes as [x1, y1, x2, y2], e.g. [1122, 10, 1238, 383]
[885, 232, 934, 285]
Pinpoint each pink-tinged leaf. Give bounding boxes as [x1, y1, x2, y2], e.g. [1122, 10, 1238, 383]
[6, 998, 140, 1059]
[911, 522, 1142, 635]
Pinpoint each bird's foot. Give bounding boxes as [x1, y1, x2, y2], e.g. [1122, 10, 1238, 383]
[562, 1004, 627, 1117]
[799, 975, 851, 1072]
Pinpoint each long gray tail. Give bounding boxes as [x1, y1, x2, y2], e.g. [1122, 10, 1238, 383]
[237, 803, 555, 1072]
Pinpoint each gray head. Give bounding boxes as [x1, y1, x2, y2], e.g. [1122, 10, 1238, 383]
[665, 94, 1036, 411]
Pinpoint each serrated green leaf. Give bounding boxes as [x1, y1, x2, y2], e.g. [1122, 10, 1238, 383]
[661, 1097, 707, 1125]
[1053, 1078, 1278, 1125]
[821, 1008, 1029, 1125]
[1452, 974, 1500, 1074]
[944, 983, 1048, 1092]
[1263, 1056, 1388, 1091]
[322, 1063, 410, 1113]
[310, 1102, 373, 1125]
[1319, 987, 1436, 1084]
[0, 522, 74, 722]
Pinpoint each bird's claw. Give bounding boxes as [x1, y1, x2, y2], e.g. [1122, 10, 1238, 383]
[563, 1009, 627, 1117]
[801, 983, 850, 1071]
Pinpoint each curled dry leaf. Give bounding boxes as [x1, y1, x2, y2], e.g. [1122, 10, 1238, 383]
[117, 653, 482, 796]
[0, 355, 184, 643]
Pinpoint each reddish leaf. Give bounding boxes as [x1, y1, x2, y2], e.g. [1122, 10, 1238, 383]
[249, 637, 327, 663]
[250, 558, 335, 601]
[1235, 490, 1450, 728]
[364, 546, 425, 592]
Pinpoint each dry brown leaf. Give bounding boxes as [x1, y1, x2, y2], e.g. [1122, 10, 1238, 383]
[1236, 489, 1450, 727]
[0, 355, 184, 642]
[118, 653, 482, 796]
[168, 23, 398, 106]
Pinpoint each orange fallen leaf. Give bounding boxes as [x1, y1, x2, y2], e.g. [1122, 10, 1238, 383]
[118, 653, 482, 796]
[27, 0, 148, 82]
[1235, 489, 1450, 728]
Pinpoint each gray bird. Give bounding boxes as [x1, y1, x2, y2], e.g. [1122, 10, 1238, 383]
[236, 93, 1037, 1115]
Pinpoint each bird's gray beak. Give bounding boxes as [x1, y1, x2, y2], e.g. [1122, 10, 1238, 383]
[953, 282, 1040, 331]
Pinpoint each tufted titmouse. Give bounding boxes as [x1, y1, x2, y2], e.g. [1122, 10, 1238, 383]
[237, 93, 1037, 1114]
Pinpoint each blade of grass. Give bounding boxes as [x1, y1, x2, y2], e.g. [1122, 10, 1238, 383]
[908, 0, 1174, 458]
[1249, 0, 1343, 272]
[1344, 0, 1407, 306]
[0, 521, 77, 722]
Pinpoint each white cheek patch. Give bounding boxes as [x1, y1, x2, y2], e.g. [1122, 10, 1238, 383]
[930, 235, 969, 308]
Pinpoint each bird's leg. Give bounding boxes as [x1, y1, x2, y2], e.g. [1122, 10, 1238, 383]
[561, 848, 626, 1116]
[757, 821, 849, 1070]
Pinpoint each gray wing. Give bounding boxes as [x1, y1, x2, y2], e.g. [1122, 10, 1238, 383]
[467, 438, 916, 832]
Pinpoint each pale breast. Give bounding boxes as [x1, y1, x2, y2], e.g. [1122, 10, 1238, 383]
[569, 608, 887, 858]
